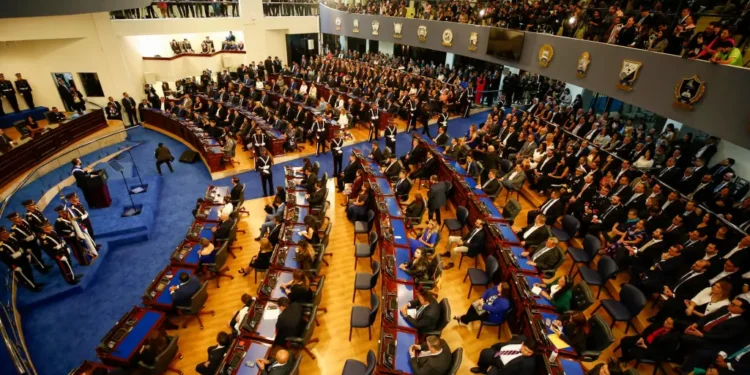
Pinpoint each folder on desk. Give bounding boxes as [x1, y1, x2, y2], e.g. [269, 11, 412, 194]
[547, 333, 570, 349]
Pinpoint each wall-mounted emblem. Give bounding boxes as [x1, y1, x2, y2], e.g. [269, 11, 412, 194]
[577, 52, 591, 78]
[335, 17, 341, 31]
[417, 25, 427, 42]
[394, 22, 403, 38]
[468, 32, 478, 51]
[372, 21, 379, 36]
[673, 75, 705, 111]
[617, 60, 642, 91]
[442, 29, 453, 47]
[538, 44, 553, 67]
[353, 19, 360, 33]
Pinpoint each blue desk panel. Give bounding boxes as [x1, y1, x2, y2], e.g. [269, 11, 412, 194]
[182, 243, 202, 265]
[284, 246, 298, 269]
[495, 223, 520, 243]
[207, 206, 221, 221]
[376, 178, 394, 195]
[463, 177, 478, 189]
[235, 342, 272, 375]
[199, 224, 215, 241]
[385, 197, 402, 217]
[397, 283, 415, 329]
[510, 246, 537, 273]
[523, 275, 554, 307]
[271, 272, 294, 300]
[112, 311, 162, 361]
[295, 207, 309, 223]
[479, 197, 503, 220]
[391, 219, 409, 248]
[369, 163, 382, 176]
[294, 191, 308, 205]
[156, 269, 193, 305]
[396, 331, 416, 374]
[560, 359, 585, 375]
[447, 160, 467, 175]
[255, 304, 279, 340]
[395, 248, 412, 282]
[420, 134, 435, 146]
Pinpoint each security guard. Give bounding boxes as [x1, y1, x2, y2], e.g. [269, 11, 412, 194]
[384, 121, 398, 154]
[251, 126, 268, 158]
[22, 199, 50, 235]
[54, 206, 90, 266]
[331, 133, 345, 177]
[368, 104, 380, 142]
[7, 212, 51, 272]
[67, 192, 95, 240]
[0, 73, 20, 114]
[438, 106, 450, 132]
[311, 114, 326, 156]
[39, 223, 80, 285]
[0, 227, 41, 291]
[256, 148, 274, 197]
[14, 73, 34, 109]
[406, 96, 419, 132]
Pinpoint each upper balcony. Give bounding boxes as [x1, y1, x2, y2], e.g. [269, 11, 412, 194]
[0, 0, 151, 19]
[319, 2, 750, 149]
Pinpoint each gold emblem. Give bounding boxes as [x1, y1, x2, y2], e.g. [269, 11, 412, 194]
[393, 22, 403, 38]
[417, 25, 427, 42]
[353, 19, 359, 33]
[372, 21, 379, 36]
[442, 29, 453, 47]
[335, 17, 341, 31]
[538, 44, 553, 67]
[617, 60, 642, 91]
[468, 32, 478, 51]
[673, 75, 706, 111]
[577, 52, 591, 78]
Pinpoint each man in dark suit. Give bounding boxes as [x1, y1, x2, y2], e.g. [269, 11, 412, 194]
[394, 171, 412, 201]
[411, 154, 438, 181]
[471, 335, 538, 374]
[427, 175, 448, 224]
[709, 158, 735, 184]
[337, 154, 360, 193]
[409, 336, 452, 375]
[368, 142, 385, 165]
[660, 191, 684, 219]
[257, 349, 294, 375]
[154, 142, 174, 175]
[679, 298, 750, 371]
[212, 214, 234, 243]
[584, 195, 624, 237]
[690, 174, 716, 203]
[662, 215, 687, 246]
[477, 169, 501, 197]
[306, 180, 326, 208]
[401, 290, 440, 334]
[195, 331, 231, 375]
[267, 216, 284, 247]
[170, 272, 200, 309]
[520, 237, 563, 274]
[517, 214, 550, 248]
[383, 155, 402, 180]
[274, 297, 304, 347]
[645, 260, 711, 317]
[657, 158, 682, 187]
[229, 177, 242, 205]
[527, 190, 563, 226]
[684, 341, 750, 375]
[443, 219, 486, 269]
[301, 167, 318, 194]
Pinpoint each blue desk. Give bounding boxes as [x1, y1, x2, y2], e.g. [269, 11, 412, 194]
[397, 283, 415, 329]
[199, 223, 216, 241]
[207, 206, 221, 221]
[395, 248, 412, 283]
[384, 197, 402, 217]
[537, 311, 577, 356]
[510, 246, 538, 273]
[292, 206, 309, 224]
[396, 331, 416, 374]
[420, 134, 435, 146]
[255, 303, 279, 342]
[235, 341, 272, 375]
[0, 107, 49, 129]
[447, 160, 467, 175]
[156, 268, 194, 305]
[560, 359, 585, 375]
[293, 191, 308, 205]
[494, 223, 520, 243]
[523, 275, 554, 308]
[111, 310, 162, 361]
[271, 271, 295, 300]
[176, 243, 201, 266]
[283, 246, 299, 269]
[376, 177, 394, 195]
[463, 176, 478, 190]
[391, 219, 409, 248]
[369, 163, 382, 176]
[478, 196, 504, 221]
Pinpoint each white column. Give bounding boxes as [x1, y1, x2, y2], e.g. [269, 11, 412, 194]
[365, 39, 370, 53]
[340, 35, 348, 51]
[445, 53, 455, 69]
[378, 41, 394, 56]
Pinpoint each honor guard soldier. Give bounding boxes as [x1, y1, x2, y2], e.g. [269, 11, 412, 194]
[14, 73, 34, 109]
[311, 114, 326, 156]
[67, 192, 96, 240]
[39, 223, 80, 285]
[54, 206, 91, 266]
[331, 133, 345, 177]
[466, 83, 475, 116]
[22, 199, 50, 235]
[458, 87, 470, 118]
[407, 96, 419, 132]
[251, 126, 268, 158]
[384, 121, 398, 155]
[368, 103, 380, 141]
[7, 212, 51, 271]
[0, 227, 42, 291]
[438, 106, 450, 132]
[256, 148, 274, 197]
[0, 73, 20, 114]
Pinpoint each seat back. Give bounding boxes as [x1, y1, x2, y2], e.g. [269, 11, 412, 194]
[582, 234, 602, 259]
[586, 313, 616, 352]
[502, 199, 522, 224]
[313, 161, 320, 175]
[500, 159, 513, 174]
[370, 261, 381, 289]
[313, 275, 325, 307]
[240, 183, 247, 203]
[322, 172, 329, 188]
[485, 255, 499, 280]
[188, 282, 210, 314]
[211, 242, 229, 271]
[302, 305, 317, 343]
[368, 231, 379, 255]
[562, 215, 581, 238]
[228, 219, 239, 243]
[290, 354, 303, 375]
[366, 210, 376, 230]
[597, 256, 618, 280]
[571, 280, 595, 311]
[368, 293, 380, 326]
[456, 206, 469, 227]
[435, 298, 451, 333]
[620, 284, 647, 316]
[448, 348, 463, 375]
[146, 334, 180, 374]
[365, 349, 377, 375]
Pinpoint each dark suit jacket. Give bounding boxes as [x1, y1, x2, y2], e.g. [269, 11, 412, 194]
[203, 344, 229, 374]
[405, 300, 440, 334]
[695, 306, 749, 350]
[529, 245, 564, 272]
[518, 225, 551, 247]
[275, 303, 304, 346]
[260, 359, 294, 375]
[394, 179, 412, 198]
[463, 227, 486, 257]
[230, 184, 242, 203]
[303, 174, 318, 194]
[670, 272, 708, 300]
[537, 199, 563, 225]
[428, 182, 449, 210]
[307, 188, 326, 206]
[172, 276, 201, 308]
[481, 179, 501, 197]
[214, 218, 234, 241]
[371, 148, 385, 165]
[410, 339, 452, 375]
[489, 336, 537, 374]
[383, 161, 402, 179]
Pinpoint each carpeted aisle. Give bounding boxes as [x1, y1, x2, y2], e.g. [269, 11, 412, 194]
[14, 111, 487, 374]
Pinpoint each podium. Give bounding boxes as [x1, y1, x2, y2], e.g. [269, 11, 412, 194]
[87, 169, 112, 208]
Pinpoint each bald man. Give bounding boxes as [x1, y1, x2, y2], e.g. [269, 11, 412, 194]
[211, 213, 234, 244]
[256, 349, 293, 375]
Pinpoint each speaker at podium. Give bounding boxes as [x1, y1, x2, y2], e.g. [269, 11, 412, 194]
[85, 169, 112, 208]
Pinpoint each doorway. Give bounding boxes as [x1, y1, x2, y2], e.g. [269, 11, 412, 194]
[286, 33, 319, 67]
[52, 73, 76, 112]
[347, 36, 367, 54]
[368, 40, 379, 54]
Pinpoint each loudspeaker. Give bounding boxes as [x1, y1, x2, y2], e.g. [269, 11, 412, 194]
[179, 150, 198, 163]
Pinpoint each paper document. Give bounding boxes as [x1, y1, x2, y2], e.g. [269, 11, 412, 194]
[263, 307, 281, 321]
[547, 333, 570, 350]
[531, 286, 543, 295]
[406, 308, 417, 319]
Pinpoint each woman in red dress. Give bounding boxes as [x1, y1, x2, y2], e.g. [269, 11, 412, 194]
[475, 74, 486, 105]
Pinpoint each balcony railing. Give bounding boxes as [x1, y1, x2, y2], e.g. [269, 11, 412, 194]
[262, 0, 319, 17]
[110, 1, 240, 20]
